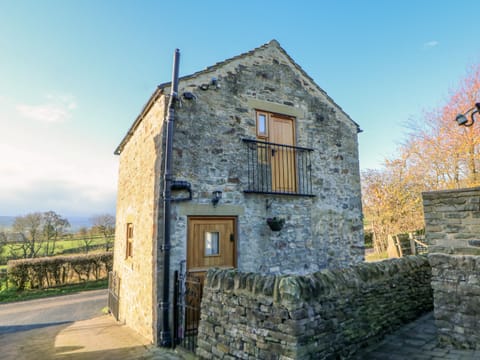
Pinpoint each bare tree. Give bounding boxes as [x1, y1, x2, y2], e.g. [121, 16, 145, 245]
[90, 214, 115, 251]
[78, 226, 95, 253]
[403, 63, 480, 190]
[12, 213, 44, 258]
[43, 211, 70, 256]
[361, 155, 424, 253]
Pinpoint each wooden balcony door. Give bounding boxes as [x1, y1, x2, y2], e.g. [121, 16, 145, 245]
[187, 217, 236, 283]
[269, 114, 296, 193]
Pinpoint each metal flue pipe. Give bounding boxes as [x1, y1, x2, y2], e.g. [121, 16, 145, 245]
[159, 48, 180, 347]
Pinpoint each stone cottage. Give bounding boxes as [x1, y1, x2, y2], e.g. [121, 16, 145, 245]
[112, 40, 364, 345]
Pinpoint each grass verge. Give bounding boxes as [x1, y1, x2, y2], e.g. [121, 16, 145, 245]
[365, 251, 389, 262]
[0, 279, 108, 303]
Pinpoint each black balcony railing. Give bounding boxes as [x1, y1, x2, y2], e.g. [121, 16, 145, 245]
[242, 138, 315, 197]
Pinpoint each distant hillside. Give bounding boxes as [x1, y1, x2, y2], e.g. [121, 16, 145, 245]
[67, 217, 95, 232]
[0, 216, 94, 232]
[0, 216, 14, 229]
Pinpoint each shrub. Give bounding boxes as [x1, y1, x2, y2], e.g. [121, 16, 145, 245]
[7, 252, 113, 290]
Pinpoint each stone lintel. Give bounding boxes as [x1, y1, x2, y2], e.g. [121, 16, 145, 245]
[177, 203, 245, 216]
[247, 98, 304, 118]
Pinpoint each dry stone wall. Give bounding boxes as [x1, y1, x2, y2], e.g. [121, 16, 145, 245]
[197, 256, 432, 359]
[430, 253, 480, 349]
[423, 187, 480, 350]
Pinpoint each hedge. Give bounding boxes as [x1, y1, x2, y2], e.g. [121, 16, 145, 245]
[7, 252, 113, 290]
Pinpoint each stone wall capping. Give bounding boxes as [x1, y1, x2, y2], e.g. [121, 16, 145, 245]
[220, 269, 236, 291]
[422, 186, 480, 198]
[206, 257, 431, 303]
[429, 246, 480, 255]
[207, 256, 431, 304]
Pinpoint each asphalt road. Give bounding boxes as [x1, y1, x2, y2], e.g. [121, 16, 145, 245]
[0, 289, 108, 334]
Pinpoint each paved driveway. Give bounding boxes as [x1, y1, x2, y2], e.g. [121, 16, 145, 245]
[0, 290, 193, 360]
[0, 289, 107, 334]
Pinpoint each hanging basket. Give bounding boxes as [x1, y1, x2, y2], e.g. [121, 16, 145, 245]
[266, 217, 285, 231]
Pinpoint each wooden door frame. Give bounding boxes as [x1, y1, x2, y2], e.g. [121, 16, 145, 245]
[186, 216, 238, 272]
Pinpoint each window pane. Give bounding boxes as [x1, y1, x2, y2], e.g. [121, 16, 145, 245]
[258, 114, 267, 135]
[205, 231, 219, 256]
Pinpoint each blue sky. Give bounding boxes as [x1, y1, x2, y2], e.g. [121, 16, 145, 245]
[1, 0, 479, 216]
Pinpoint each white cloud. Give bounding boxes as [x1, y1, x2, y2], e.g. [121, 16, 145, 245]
[15, 93, 77, 123]
[423, 40, 439, 49]
[0, 140, 118, 216]
[16, 103, 68, 123]
[0, 98, 118, 217]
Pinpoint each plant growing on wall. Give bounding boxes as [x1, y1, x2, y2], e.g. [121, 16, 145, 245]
[266, 217, 285, 231]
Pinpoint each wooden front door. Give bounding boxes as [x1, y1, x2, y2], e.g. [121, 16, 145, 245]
[187, 217, 236, 282]
[269, 114, 296, 192]
[179, 217, 236, 348]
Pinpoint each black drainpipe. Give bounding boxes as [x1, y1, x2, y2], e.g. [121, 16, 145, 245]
[159, 48, 180, 347]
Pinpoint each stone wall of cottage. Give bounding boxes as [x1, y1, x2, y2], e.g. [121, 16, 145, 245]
[113, 96, 167, 342]
[423, 187, 480, 349]
[197, 256, 433, 359]
[168, 41, 364, 276]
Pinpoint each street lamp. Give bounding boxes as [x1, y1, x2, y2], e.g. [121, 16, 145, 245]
[455, 103, 480, 127]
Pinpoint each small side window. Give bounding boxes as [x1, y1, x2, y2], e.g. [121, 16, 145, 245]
[126, 223, 133, 258]
[256, 111, 268, 138]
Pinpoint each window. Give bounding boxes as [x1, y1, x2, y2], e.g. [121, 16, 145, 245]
[256, 111, 270, 164]
[256, 111, 268, 138]
[204, 231, 220, 256]
[126, 223, 133, 258]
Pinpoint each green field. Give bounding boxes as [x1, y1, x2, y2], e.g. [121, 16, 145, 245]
[0, 278, 108, 303]
[0, 233, 113, 303]
[0, 235, 113, 264]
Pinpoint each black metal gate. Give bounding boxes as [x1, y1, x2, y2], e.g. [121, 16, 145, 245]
[108, 271, 120, 321]
[173, 267, 203, 352]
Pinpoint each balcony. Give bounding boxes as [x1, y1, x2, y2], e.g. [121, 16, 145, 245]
[242, 138, 315, 197]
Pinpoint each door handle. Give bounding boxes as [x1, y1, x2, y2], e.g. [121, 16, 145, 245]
[230, 234, 235, 242]
[271, 148, 276, 157]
